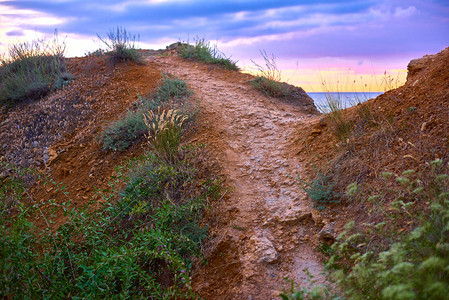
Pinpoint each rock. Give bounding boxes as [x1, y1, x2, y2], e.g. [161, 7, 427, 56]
[43, 154, 49, 165]
[319, 222, 337, 242]
[277, 207, 312, 224]
[407, 58, 426, 78]
[310, 128, 322, 136]
[251, 236, 278, 264]
[166, 42, 193, 52]
[281, 83, 320, 114]
[32, 141, 39, 148]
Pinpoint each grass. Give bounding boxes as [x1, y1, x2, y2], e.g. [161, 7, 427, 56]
[97, 27, 142, 64]
[316, 92, 353, 141]
[250, 50, 292, 98]
[178, 38, 239, 71]
[0, 33, 71, 106]
[101, 75, 193, 152]
[144, 108, 187, 163]
[101, 110, 147, 151]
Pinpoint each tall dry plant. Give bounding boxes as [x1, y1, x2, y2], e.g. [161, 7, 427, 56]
[250, 50, 292, 97]
[251, 50, 282, 82]
[144, 108, 187, 163]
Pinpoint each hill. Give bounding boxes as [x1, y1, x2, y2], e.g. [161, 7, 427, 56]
[1, 43, 448, 299]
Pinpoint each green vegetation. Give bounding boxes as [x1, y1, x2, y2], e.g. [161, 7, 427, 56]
[287, 161, 449, 299]
[315, 71, 388, 141]
[251, 50, 292, 98]
[178, 38, 239, 71]
[101, 110, 147, 151]
[327, 160, 449, 299]
[315, 90, 355, 141]
[0, 146, 223, 298]
[297, 172, 340, 210]
[0, 34, 71, 106]
[144, 109, 187, 164]
[1, 69, 222, 298]
[101, 76, 193, 152]
[97, 27, 142, 64]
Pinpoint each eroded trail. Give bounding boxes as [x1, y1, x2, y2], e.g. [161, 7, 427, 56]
[151, 55, 326, 299]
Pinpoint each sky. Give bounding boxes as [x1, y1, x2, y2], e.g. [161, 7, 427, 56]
[0, 0, 448, 91]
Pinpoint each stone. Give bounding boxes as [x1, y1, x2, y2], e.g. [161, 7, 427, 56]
[310, 128, 322, 136]
[407, 58, 426, 79]
[279, 82, 320, 114]
[251, 236, 278, 264]
[277, 207, 312, 224]
[319, 222, 337, 241]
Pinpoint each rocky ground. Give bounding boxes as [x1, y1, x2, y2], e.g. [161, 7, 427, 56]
[150, 54, 326, 298]
[1, 46, 447, 299]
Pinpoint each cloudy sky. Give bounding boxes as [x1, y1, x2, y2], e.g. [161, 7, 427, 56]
[0, 0, 448, 91]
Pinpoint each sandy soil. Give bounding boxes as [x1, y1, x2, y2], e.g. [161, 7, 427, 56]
[4, 46, 447, 298]
[150, 54, 326, 299]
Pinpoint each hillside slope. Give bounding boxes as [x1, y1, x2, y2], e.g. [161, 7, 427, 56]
[151, 53, 325, 298]
[2, 45, 447, 299]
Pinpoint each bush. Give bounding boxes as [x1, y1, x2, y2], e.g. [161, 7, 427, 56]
[178, 38, 239, 71]
[144, 108, 187, 163]
[0, 35, 70, 105]
[97, 26, 142, 64]
[155, 76, 191, 100]
[251, 76, 291, 98]
[0, 147, 223, 298]
[327, 160, 449, 299]
[101, 76, 192, 152]
[297, 172, 339, 210]
[101, 110, 147, 151]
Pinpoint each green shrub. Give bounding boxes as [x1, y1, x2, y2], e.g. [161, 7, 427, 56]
[297, 172, 339, 210]
[251, 76, 291, 98]
[101, 76, 192, 152]
[156, 76, 191, 100]
[0, 146, 223, 298]
[97, 26, 142, 64]
[327, 160, 449, 299]
[178, 38, 239, 71]
[101, 110, 146, 151]
[144, 109, 188, 163]
[0, 35, 70, 105]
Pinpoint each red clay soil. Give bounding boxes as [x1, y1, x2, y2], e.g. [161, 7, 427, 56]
[3, 46, 447, 299]
[2, 51, 326, 299]
[291, 47, 449, 238]
[151, 53, 327, 299]
[0, 55, 161, 229]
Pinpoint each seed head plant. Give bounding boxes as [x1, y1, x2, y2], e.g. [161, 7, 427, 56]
[144, 108, 188, 163]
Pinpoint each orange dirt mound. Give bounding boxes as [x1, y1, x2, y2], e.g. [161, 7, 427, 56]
[7, 56, 162, 228]
[291, 47, 449, 235]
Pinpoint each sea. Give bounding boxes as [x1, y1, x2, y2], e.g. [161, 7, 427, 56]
[307, 92, 383, 112]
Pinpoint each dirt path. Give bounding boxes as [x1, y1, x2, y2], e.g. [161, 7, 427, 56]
[151, 55, 326, 299]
